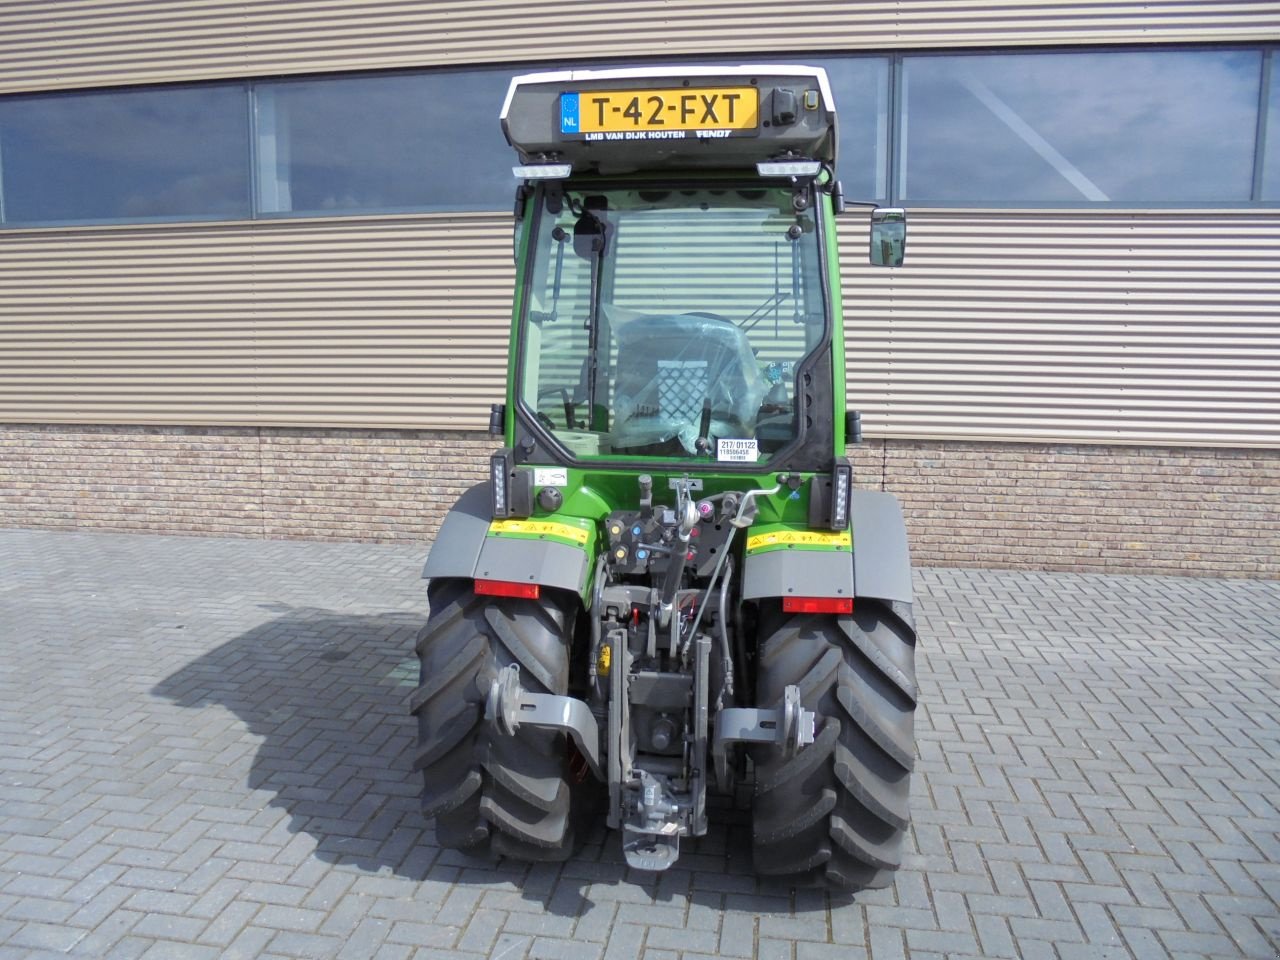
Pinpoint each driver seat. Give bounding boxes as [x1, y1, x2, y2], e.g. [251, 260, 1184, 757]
[610, 312, 765, 455]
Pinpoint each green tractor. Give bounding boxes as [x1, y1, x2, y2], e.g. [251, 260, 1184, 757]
[412, 65, 916, 890]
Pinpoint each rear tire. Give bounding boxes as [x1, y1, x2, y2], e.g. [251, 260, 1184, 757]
[752, 599, 918, 890]
[409, 579, 580, 861]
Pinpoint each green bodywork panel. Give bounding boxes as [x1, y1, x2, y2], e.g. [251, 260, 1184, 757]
[501, 465, 822, 605]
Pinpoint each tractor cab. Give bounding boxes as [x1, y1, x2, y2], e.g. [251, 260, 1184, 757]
[414, 66, 918, 889]
[500, 65, 872, 476]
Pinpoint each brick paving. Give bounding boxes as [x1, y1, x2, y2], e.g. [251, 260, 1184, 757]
[0, 528, 1277, 960]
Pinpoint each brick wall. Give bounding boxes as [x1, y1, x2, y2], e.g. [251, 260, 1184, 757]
[849, 439, 1279, 577]
[1, 425, 266, 537]
[0, 424, 492, 542]
[258, 429, 492, 541]
[2, 423, 1276, 576]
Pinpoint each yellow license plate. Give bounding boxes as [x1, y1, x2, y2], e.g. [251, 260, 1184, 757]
[561, 87, 759, 136]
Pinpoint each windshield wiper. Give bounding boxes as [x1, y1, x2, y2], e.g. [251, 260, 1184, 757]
[573, 204, 610, 428]
[549, 226, 567, 322]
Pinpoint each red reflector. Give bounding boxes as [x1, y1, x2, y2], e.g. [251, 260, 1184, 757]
[475, 579, 541, 600]
[782, 596, 853, 615]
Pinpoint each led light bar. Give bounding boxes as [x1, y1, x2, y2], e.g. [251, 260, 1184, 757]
[756, 160, 821, 178]
[475, 579, 541, 600]
[512, 163, 572, 180]
[830, 460, 852, 530]
[490, 450, 511, 518]
[783, 596, 854, 615]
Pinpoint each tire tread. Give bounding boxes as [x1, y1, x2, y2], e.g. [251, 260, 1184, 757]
[410, 581, 579, 861]
[752, 599, 918, 890]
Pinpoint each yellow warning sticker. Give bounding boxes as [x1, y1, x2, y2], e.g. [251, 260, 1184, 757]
[746, 529, 852, 552]
[488, 519, 590, 546]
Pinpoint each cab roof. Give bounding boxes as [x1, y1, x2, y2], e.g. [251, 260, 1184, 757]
[500, 64, 837, 176]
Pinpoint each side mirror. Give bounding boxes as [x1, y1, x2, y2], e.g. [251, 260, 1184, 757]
[573, 195, 610, 260]
[831, 179, 846, 215]
[870, 207, 906, 267]
[573, 211, 607, 259]
[844, 410, 863, 443]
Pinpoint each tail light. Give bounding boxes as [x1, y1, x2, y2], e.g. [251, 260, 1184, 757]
[475, 579, 541, 600]
[783, 596, 853, 615]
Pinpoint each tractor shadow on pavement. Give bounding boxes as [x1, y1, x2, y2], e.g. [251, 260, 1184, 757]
[154, 604, 827, 915]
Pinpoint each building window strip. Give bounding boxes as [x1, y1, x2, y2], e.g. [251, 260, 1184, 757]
[1, 47, 1279, 230]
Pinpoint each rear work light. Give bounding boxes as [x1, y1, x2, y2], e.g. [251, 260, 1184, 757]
[829, 458, 852, 530]
[783, 596, 853, 615]
[512, 163, 572, 180]
[757, 160, 822, 178]
[475, 579, 541, 600]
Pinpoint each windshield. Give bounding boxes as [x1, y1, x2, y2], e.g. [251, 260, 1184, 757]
[518, 184, 826, 464]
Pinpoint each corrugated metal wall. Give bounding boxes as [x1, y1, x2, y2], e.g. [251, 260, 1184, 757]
[0, 215, 512, 427]
[1, 1, 1278, 94]
[2, 210, 1277, 446]
[843, 210, 1280, 446]
[1, 1, 1276, 449]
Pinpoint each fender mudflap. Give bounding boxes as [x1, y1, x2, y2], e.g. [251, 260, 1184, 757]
[423, 483, 491, 581]
[849, 490, 913, 604]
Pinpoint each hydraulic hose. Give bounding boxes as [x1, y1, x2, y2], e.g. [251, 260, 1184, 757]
[658, 493, 698, 630]
[588, 553, 608, 698]
[681, 483, 781, 663]
[715, 556, 734, 708]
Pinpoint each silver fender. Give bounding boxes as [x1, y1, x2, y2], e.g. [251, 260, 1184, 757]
[741, 490, 912, 605]
[423, 482, 591, 596]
